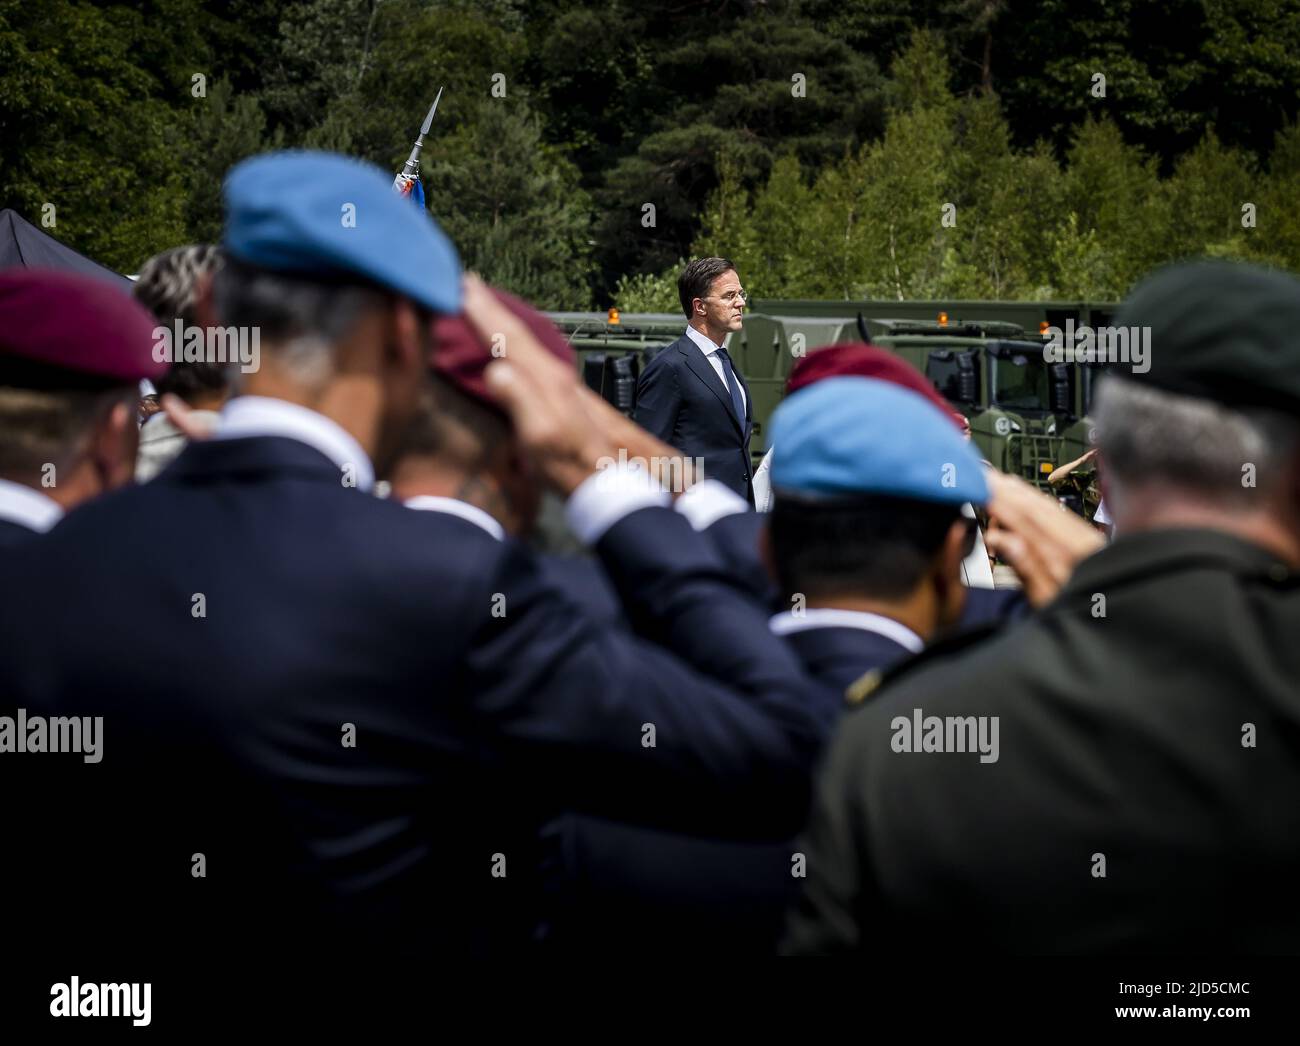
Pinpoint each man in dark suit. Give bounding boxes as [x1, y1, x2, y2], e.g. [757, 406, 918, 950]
[0, 153, 828, 983]
[0, 270, 163, 547]
[785, 260, 1300, 955]
[634, 256, 754, 500]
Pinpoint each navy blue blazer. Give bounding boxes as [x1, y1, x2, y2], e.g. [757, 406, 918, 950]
[0, 434, 826, 965]
[781, 625, 915, 692]
[0, 517, 36, 548]
[634, 333, 754, 501]
[539, 621, 911, 955]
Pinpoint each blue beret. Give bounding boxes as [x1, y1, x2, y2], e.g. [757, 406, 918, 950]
[770, 376, 989, 506]
[222, 151, 461, 314]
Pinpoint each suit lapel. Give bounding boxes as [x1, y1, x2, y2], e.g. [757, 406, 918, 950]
[678, 338, 745, 437]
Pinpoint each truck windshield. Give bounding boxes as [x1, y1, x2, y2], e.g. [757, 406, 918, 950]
[989, 347, 1050, 411]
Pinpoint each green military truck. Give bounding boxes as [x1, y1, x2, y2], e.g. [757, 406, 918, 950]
[855, 318, 1064, 490]
[547, 298, 1117, 497]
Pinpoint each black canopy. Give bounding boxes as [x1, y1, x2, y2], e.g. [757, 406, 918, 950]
[0, 208, 133, 291]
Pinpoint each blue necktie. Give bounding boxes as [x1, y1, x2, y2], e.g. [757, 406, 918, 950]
[715, 345, 745, 424]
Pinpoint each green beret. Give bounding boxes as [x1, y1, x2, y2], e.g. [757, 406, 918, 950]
[1114, 259, 1300, 416]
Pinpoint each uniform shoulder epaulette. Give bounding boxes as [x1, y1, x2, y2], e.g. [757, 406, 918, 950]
[842, 622, 1002, 709]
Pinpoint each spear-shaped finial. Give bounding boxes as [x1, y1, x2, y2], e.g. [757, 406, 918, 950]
[399, 86, 443, 184]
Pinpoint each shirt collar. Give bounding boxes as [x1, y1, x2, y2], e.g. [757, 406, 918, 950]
[402, 495, 505, 541]
[212, 396, 374, 492]
[685, 325, 724, 356]
[0, 478, 64, 534]
[769, 607, 924, 653]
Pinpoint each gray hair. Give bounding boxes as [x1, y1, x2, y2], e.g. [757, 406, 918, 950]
[212, 260, 391, 391]
[1094, 376, 1300, 507]
[134, 244, 223, 325]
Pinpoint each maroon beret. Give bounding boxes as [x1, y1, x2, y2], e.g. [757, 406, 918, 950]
[429, 286, 574, 408]
[787, 342, 963, 430]
[0, 268, 166, 387]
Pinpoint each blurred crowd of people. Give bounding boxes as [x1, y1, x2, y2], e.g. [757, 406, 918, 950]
[1, 149, 1298, 964]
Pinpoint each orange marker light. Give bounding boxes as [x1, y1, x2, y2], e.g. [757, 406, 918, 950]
[938, 311, 949, 327]
[608, 307, 620, 325]
[1039, 321, 1050, 334]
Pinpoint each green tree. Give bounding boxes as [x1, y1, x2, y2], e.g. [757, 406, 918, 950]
[424, 101, 596, 309]
[0, 0, 191, 271]
[1156, 128, 1257, 263]
[1249, 123, 1300, 269]
[182, 79, 281, 245]
[612, 263, 682, 313]
[1060, 116, 1162, 295]
[587, 9, 887, 295]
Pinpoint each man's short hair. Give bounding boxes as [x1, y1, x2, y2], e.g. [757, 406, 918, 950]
[212, 258, 397, 391]
[0, 385, 134, 483]
[400, 372, 510, 469]
[769, 494, 965, 601]
[678, 257, 736, 319]
[1095, 376, 1300, 508]
[134, 245, 231, 405]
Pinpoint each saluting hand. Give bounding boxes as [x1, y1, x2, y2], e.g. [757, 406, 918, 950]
[462, 273, 615, 495]
[463, 273, 699, 497]
[983, 470, 1106, 607]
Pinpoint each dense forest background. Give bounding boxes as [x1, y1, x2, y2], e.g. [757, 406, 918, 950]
[2, 0, 1298, 307]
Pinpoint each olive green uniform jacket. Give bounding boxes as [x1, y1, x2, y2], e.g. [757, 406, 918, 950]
[785, 529, 1300, 955]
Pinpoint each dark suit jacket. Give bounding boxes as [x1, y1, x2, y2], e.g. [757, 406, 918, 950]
[0, 517, 36, 548]
[634, 333, 753, 501]
[0, 434, 826, 967]
[539, 621, 908, 955]
[781, 625, 914, 693]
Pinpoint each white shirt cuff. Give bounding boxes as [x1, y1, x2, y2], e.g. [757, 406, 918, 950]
[565, 462, 670, 545]
[674, 479, 751, 531]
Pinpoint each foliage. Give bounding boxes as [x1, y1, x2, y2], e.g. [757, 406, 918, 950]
[1, 0, 1298, 303]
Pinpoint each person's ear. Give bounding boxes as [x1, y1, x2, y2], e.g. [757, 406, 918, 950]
[91, 396, 140, 491]
[498, 439, 541, 537]
[933, 518, 972, 628]
[387, 298, 424, 376]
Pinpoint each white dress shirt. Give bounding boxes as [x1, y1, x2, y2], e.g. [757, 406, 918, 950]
[402, 495, 505, 541]
[1094, 497, 1112, 528]
[751, 447, 775, 513]
[685, 326, 746, 414]
[0, 477, 63, 533]
[211, 396, 375, 493]
[402, 463, 670, 548]
[768, 607, 924, 653]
